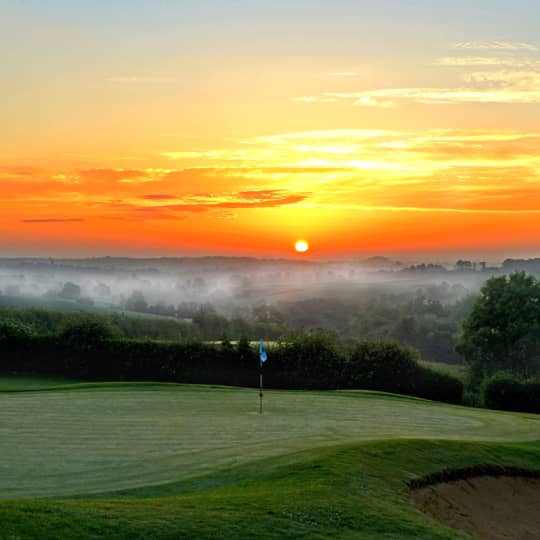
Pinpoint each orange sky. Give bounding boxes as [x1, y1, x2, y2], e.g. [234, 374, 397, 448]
[2, 2, 540, 260]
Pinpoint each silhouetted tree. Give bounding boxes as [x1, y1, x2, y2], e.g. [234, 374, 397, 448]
[456, 272, 540, 384]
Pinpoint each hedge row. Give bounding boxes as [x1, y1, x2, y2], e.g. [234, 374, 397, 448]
[481, 372, 540, 413]
[0, 332, 464, 404]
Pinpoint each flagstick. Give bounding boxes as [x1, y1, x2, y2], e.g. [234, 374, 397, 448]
[258, 338, 266, 414]
[259, 368, 263, 414]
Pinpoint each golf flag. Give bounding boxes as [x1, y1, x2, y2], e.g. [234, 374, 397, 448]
[259, 338, 267, 365]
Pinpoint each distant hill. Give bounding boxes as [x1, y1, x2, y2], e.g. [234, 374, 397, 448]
[360, 256, 404, 269]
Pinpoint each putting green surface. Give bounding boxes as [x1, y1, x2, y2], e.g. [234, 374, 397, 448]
[1, 383, 539, 499]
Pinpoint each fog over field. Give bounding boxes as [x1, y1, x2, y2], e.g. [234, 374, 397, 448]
[3, 254, 540, 366]
[0, 255, 499, 317]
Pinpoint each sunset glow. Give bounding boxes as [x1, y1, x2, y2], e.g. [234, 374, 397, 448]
[2, 1, 540, 259]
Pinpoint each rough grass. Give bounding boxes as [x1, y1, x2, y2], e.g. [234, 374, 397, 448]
[0, 379, 539, 539]
[1, 440, 539, 539]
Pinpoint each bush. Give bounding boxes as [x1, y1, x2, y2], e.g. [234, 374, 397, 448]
[0, 319, 33, 341]
[266, 331, 344, 389]
[481, 371, 540, 413]
[413, 364, 463, 404]
[58, 317, 117, 348]
[343, 341, 418, 393]
[341, 341, 463, 403]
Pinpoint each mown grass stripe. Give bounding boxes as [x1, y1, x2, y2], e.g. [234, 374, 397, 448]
[1, 383, 538, 499]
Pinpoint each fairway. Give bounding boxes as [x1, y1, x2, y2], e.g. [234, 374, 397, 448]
[1, 383, 539, 499]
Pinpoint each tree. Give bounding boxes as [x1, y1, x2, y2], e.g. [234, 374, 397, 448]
[0, 319, 33, 341]
[58, 317, 117, 377]
[125, 290, 148, 312]
[456, 272, 540, 384]
[237, 335, 255, 368]
[59, 281, 81, 299]
[59, 317, 116, 349]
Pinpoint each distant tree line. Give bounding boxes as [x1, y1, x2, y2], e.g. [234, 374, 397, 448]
[3, 272, 540, 412]
[251, 284, 473, 365]
[0, 306, 282, 342]
[1, 280, 474, 366]
[0, 318, 463, 404]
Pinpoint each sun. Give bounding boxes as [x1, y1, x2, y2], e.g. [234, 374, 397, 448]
[294, 240, 309, 253]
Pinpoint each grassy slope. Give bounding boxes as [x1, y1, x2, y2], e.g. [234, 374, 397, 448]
[0, 380, 539, 539]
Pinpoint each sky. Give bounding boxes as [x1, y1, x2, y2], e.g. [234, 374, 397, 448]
[1, 0, 540, 260]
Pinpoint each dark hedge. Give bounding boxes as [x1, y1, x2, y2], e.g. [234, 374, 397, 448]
[0, 332, 463, 404]
[481, 372, 540, 413]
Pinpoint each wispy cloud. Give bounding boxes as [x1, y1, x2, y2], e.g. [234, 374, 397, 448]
[434, 56, 540, 68]
[8, 128, 540, 219]
[140, 194, 178, 200]
[22, 218, 85, 223]
[297, 71, 540, 106]
[292, 96, 338, 103]
[296, 94, 394, 107]
[296, 41, 540, 107]
[78, 168, 172, 184]
[111, 189, 311, 220]
[453, 41, 538, 51]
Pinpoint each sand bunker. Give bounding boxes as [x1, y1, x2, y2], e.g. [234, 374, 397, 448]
[412, 475, 540, 540]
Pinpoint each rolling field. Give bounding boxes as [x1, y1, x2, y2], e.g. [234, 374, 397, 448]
[1, 378, 539, 539]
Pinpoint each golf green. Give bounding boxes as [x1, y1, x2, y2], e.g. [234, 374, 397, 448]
[1, 383, 538, 499]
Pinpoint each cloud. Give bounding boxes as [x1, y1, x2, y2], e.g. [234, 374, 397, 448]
[126, 189, 310, 219]
[453, 41, 538, 51]
[353, 96, 396, 108]
[22, 218, 85, 223]
[238, 189, 284, 200]
[140, 194, 178, 200]
[292, 96, 338, 103]
[8, 128, 540, 220]
[77, 168, 173, 185]
[79, 168, 148, 182]
[295, 43, 540, 108]
[216, 192, 308, 208]
[310, 76, 540, 106]
[434, 56, 540, 68]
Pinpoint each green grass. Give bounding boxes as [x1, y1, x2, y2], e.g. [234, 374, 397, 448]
[417, 360, 467, 381]
[0, 380, 539, 538]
